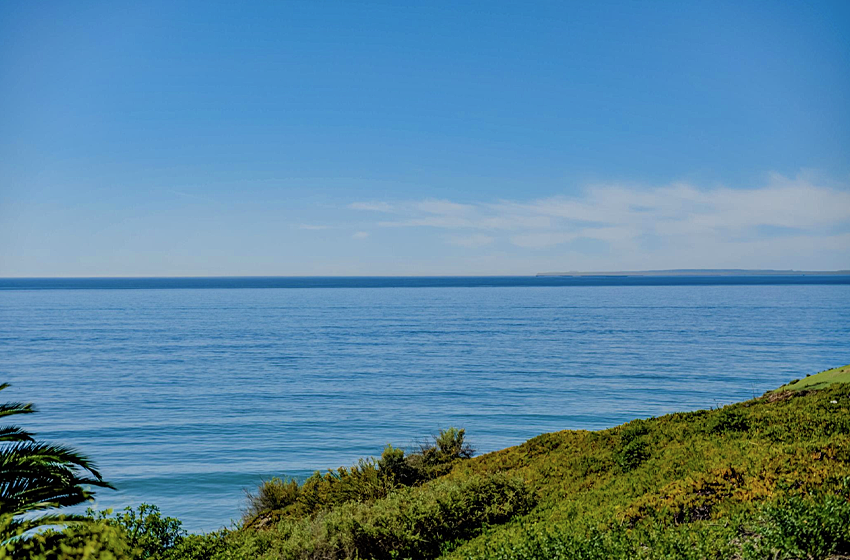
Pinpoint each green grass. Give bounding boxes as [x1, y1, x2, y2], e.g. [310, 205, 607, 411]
[773, 363, 850, 392]
[446, 366, 850, 560]
[12, 363, 850, 560]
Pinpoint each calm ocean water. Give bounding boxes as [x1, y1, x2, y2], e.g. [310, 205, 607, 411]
[1, 277, 849, 531]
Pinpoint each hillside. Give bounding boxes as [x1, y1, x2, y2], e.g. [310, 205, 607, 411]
[774, 364, 850, 392]
[16, 365, 850, 560]
[447, 364, 850, 559]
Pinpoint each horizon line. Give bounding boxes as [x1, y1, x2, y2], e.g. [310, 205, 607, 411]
[3, 269, 850, 280]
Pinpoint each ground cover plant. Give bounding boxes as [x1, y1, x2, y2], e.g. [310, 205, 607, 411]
[4, 364, 850, 559]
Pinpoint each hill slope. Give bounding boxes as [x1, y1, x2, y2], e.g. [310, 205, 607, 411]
[774, 364, 850, 392]
[195, 364, 850, 560]
[446, 364, 850, 559]
[19, 365, 850, 560]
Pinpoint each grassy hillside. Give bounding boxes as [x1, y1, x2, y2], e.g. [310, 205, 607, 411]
[15, 365, 850, 560]
[774, 364, 850, 392]
[448, 365, 850, 559]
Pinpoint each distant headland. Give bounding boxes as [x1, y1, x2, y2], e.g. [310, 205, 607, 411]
[536, 269, 850, 277]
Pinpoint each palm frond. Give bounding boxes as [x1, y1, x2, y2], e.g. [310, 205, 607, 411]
[0, 402, 35, 419]
[0, 385, 114, 524]
[0, 427, 34, 443]
[0, 442, 106, 482]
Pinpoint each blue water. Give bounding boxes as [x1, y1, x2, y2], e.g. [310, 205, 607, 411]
[1, 277, 849, 531]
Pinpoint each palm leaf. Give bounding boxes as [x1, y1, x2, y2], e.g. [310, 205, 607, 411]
[0, 402, 35, 420]
[0, 442, 107, 481]
[0, 426, 34, 442]
[0, 383, 113, 535]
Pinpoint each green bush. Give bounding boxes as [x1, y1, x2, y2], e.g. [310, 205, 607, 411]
[0, 505, 224, 560]
[163, 532, 228, 560]
[619, 420, 650, 443]
[0, 517, 132, 560]
[408, 428, 475, 479]
[428, 428, 475, 464]
[707, 408, 749, 434]
[244, 427, 476, 525]
[293, 460, 392, 521]
[226, 473, 532, 560]
[111, 504, 184, 559]
[616, 439, 650, 472]
[245, 478, 300, 522]
[377, 444, 419, 486]
[345, 473, 530, 559]
[456, 519, 744, 560]
[1, 506, 227, 560]
[459, 496, 850, 560]
[745, 495, 850, 560]
[614, 420, 652, 472]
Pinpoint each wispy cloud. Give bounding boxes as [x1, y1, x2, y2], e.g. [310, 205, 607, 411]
[348, 173, 850, 267]
[509, 232, 578, 249]
[352, 231, 370, 239]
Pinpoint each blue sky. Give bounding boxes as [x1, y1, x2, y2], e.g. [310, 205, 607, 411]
[1, 0, 848, 276]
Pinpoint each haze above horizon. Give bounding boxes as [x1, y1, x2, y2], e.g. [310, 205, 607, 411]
[1, 1, 849, 276]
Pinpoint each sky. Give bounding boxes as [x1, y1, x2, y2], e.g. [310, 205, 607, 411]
[1, 0, 849, 276]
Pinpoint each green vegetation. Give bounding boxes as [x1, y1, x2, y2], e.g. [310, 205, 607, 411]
[244, 427, 477, 527]
[4, 365, 850, 559]
[774, 363, 850, 392]
[0, 383, 112, 542]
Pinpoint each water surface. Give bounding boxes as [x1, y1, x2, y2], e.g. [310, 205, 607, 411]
[1, 277, 848, 531]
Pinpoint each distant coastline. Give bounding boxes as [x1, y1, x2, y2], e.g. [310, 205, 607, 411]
[536, 269, 850, 277]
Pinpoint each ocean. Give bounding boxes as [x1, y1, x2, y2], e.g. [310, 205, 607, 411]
[1, 276, 849, 531]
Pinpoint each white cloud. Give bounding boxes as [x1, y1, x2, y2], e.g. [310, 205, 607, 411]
[510, 232, 578, 249]
[378, 216, 474, 228]
[345, 173, 850, 266]
[416, 199, 474, 215]
[352, 231, 370, 239]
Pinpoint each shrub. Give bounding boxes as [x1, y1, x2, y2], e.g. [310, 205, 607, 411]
[111, 504, 184, 559]
[429, 427, 475, 463]
[746, 495, 850, 559]
[707, 408, 749, 434]
[245, 478, 300, 522]
[345, 473, 531, 559]
[457, 519, 743, 560]
[163, 532, 228, 560]
[614, 420, 652, 472]
[377, 444, 419, 486]
[297, 458, 394, 516]
[244, 427, 476, 523]
[0, 516, 132, 560]
[1, 505, 220, 560]
[615, 439, 650, 472]
[226, 473, 532, 560]
[619, 420, 650, 443]
[407, 427, 475, 479]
